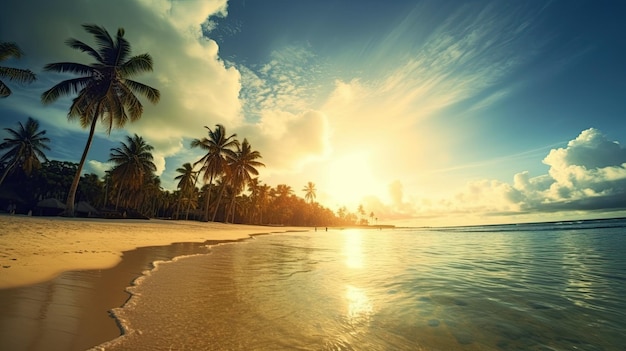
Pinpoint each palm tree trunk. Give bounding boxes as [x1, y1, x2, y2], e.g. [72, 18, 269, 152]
[203, 175, 215, 222]
[174, 192, 182, 220]
[115, 184, 122, 210]
[185, 172, 200, 220]
[65, 110, 99, 216]
[0, 157, 20, 187]
[212, 183, 226, 222]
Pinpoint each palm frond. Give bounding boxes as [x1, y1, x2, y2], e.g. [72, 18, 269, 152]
[82, 24, 115, 61]
[43, 62, 93, 75]
[64, 38, 103, 63]
[41, 77, 91, 104]
[124, 79, 160, 103]
[0, 67, 36, 83]
[0, 42, 23, 61]
[114, 27, 131, 65]
[116, 83, 143, 122]
[0, 81, 11, 97]
[120, 54, 154, 76]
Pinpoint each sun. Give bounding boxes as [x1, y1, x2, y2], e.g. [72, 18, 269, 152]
[324, 152, 383, 209]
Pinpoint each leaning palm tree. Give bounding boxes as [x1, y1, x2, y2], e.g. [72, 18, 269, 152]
[0, 42, 36, 98]
[225, 138, 265, 222]
[0, 117, 50, 186]
[108, 134, 156, 210]
[302, 181, 316, 204]
[190, 124, 238, 221]
[41, 24, 160, 216]
[174, 162, 197, 220]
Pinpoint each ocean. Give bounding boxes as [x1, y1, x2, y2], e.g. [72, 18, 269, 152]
[97, 218, 626, 350]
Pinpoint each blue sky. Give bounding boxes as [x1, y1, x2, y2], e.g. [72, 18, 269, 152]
[1, 0, 626, 226]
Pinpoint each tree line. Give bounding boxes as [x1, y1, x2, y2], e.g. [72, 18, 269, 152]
[0, 24, 375, 227]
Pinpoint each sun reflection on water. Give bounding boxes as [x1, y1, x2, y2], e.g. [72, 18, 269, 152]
[345, 284, 373, 327]
[343, 230, 364, 269]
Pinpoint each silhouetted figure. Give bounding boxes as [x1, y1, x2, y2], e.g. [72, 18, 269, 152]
[7, 202, 16, 215]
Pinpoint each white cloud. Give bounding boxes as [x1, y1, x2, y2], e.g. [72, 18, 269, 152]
[441, 129, 626, 217]
[242, 110, 331, 174]
[86, 160, 111, 178]
[1, 0, 242, 180]
[362, 128, 626, 225]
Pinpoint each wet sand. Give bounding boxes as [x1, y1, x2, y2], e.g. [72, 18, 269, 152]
[0, 215, 305, 351]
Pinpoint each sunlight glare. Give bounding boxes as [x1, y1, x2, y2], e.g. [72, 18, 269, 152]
[343, 230, 364, 268]
[345, 284, 373, 327]
[326, 152, 382, 208]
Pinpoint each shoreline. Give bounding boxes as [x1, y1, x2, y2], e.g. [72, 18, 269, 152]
[0, 215, 306, 351]
[0, 214, 306, 289]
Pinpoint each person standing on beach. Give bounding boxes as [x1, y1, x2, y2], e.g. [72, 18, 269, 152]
[7, 202, 16, 215]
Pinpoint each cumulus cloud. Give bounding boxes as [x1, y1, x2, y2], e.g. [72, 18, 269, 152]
[447, 128, 626, 217]
[242, 110, 331, 174]
[539, 128, 626, 208]
[86, 160, 111, 178]
[1, 0, 241, 181]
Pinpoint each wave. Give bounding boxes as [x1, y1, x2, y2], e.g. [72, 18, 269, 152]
[428, 217, 626, 234]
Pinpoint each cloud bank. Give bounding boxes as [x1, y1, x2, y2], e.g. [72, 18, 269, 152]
[373, 128, 626, 225]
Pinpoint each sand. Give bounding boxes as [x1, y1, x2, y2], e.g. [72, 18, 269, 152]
[0, 214, 307, 351]
[0, 214, 305, 289]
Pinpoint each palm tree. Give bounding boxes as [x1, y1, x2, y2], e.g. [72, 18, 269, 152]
[225, 138, 265, 222]
[190, 124, 238, 221]
[141, 175, 162, 217]
[358, 204, 366, 223]
[0, 117, 50, 186]
[274, 184, 294, 225]
[302, 181, 316, 204]
[0, 42, 36, 98]
[41, 24, 160, 216]
[108, 134, 156, 210]
[174, 162, 197, 220]
[256, 183, 271, 224]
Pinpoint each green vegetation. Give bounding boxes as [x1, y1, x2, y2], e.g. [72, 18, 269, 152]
[0, 42, 36, 98]
[0, 24, 376, 226]
[41, 24, 160, 215]
[0, 117, 50, 187]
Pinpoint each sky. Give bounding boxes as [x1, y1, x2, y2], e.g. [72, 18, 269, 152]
[1, 0, 626, 226]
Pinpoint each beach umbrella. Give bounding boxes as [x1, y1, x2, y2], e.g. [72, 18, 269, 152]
[0, 188, 26, 203]
[75, 201, 98, 214]
[36, 198, 66, 209]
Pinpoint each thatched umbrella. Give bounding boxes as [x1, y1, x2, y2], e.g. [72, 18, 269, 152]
[35, 198, 66, 216]
[36, 198, 66, 209]
[75, 201, 99, 217]
[0, 188, 25, 203]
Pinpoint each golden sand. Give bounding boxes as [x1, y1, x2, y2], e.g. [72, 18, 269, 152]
[0, 214, 304, 289]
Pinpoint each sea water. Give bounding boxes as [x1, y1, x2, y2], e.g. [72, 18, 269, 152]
[97, 219, 626, 350]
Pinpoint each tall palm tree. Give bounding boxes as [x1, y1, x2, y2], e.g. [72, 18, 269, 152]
[357, 204, 366, 223]
[0, 117, 50, 186]
[302, 181, 316, 204]
[225, 138, 265, 222]
[276, 184, 294, 199]
[274, 184, 294, 224]
[108, 134, 156, 210]
[0, 42, 36, 98]
[174, 162, 197, 220]
[256, 183, 271, 225]
[190, 124, 238, 221]
[41, 24, 160, 216]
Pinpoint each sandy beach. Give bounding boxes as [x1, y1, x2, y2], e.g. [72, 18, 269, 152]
[0, 214, 304, 289]
[0, 214, 306, 351]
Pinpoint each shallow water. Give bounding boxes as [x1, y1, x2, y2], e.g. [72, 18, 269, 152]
[100, 219, 626, 350]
